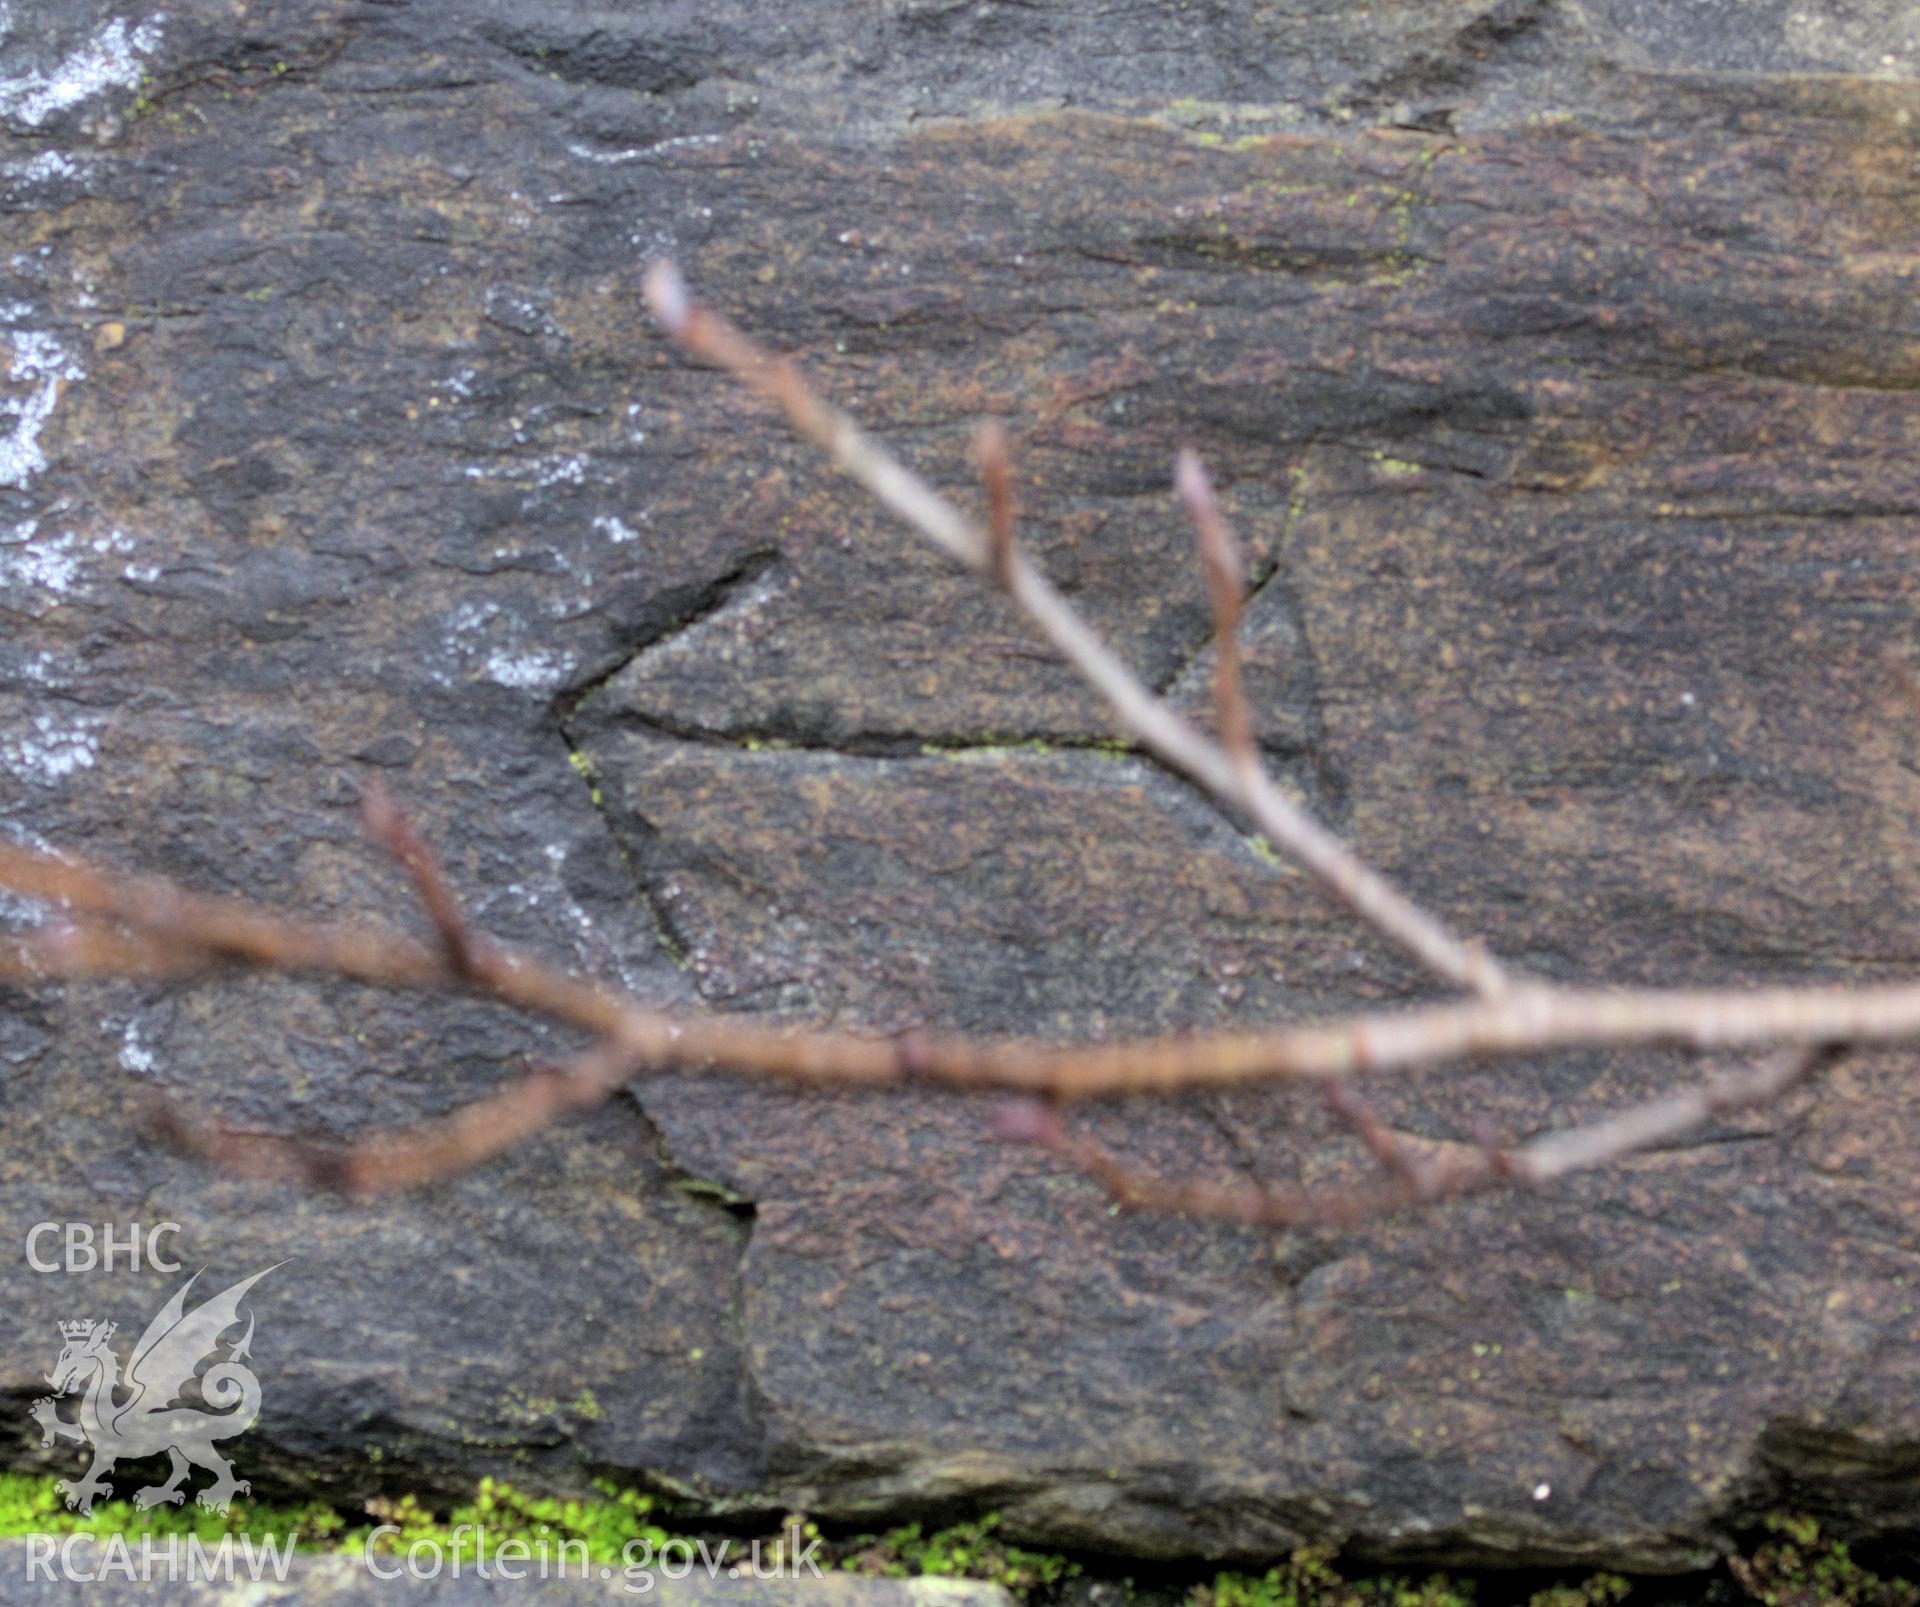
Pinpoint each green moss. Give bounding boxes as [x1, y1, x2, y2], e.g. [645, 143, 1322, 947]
[1527, 1578, 1632, 1607]
[3, 1480, 1903, 1607]
[842, 1514, 1079, 1597]
[1206, 1547, 1467, 1607]
[0, 1475, 665, 1567]
[1197, 1525, 1913, 1607]
[1202, 1549, 1631, 1607]
[669, 1173, 754, 1210]
[0, 1473, 341, 1548]
[344, 1479, 675, 1566]
[0, 1480, 1061, 1594]
[1731, 1514, 1917, 1606]
[0, 1482, 1080, 1598]
[565, 748, 603, 807]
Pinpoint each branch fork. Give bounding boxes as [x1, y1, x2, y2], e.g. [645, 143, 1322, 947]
[0, 263, 1880, 1226]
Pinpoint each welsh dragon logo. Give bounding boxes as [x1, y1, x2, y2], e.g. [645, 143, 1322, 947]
[28, 1264, 283, 1516]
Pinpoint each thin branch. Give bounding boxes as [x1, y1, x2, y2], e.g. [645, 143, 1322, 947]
[1175, 448, 1256, 774]
[0, 841, 451, 992]
[0, 272, 1878, 1209]
[1322, 1081, 1422, 1186]
[989, 1097, 1458, 1229]
[1519, 1043, 1826, 1182]
[0, 834, 1904, 1103]
[359, 780, 490, 981]
[2, 920, 197, 982]
[642, 260, 1509, 999]
[991, 1046, 1831, 1228]
[145, 1040, 644, 1196]
[975, 420, 1018, 592]
[1170, 437, 1411, 1207]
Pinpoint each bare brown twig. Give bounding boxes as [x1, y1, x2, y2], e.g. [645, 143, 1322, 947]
[0, 265, 1884, 1213]
[1175, 448, 1257, 775]
[147, 1040, 646, 1194]
[989, 1046, 1828, 1229]
[0, 812, 1880, 1199]
[359, 779, 492, 983]
[0, 826, 1903, 1098]
[643, 260, 1509, 999]
[975, 419, 1018, 592]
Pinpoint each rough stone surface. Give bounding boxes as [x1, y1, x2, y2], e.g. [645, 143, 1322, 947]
[3, 0, 1920, 1576]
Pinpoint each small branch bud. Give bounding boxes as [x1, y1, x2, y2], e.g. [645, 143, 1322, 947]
[1884, 646, 1920, 722]
[1176, 448, 1256, 771]
[894, 1027, 933, 1080]
[975, 419, 1018, 591]
[643, 258, 691, 336]
[989, 1097, 1065, 1148]
[360, 782, 486, 982]
[1323, 1080, 1420, 1182]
